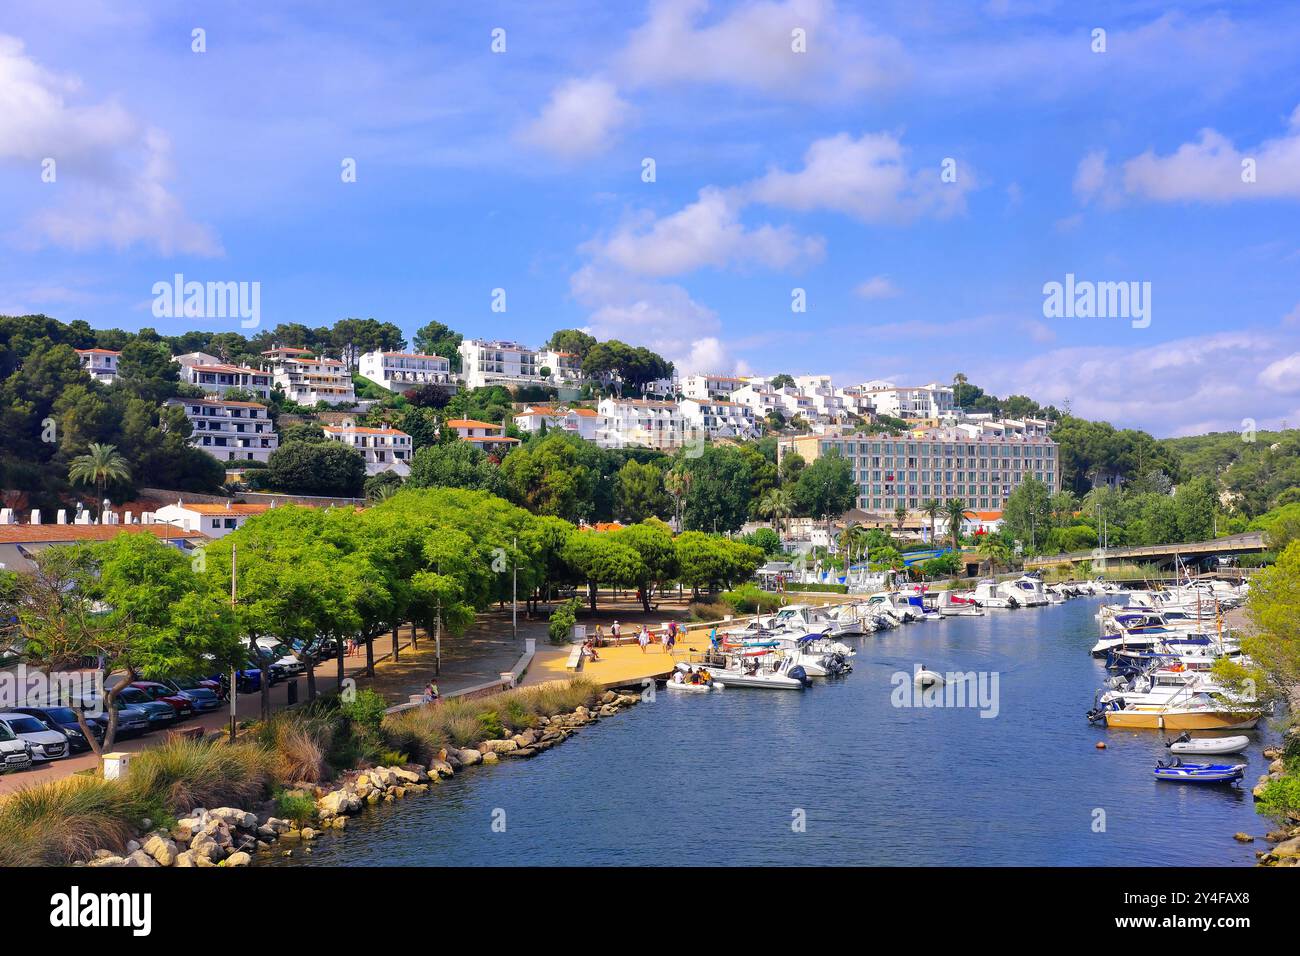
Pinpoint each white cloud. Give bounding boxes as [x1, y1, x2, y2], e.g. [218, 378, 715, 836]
[570, 264, 739, 374]
[618, 0, 907, 99]
[583, 186, 824, 277]
[1259, 352, 1300, 394]
[516, 76, 631, 159]
[0, 34, 220, 256]
[854, 275, 900, 299]
[1077, 106, 1300, 206]
[749, 132, 974, 222]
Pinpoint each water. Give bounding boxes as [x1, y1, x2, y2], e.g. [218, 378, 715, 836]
[275, 597, 1276, 866]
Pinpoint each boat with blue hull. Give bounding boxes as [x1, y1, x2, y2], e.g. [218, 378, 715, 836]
[1153, 759, 1246, 784]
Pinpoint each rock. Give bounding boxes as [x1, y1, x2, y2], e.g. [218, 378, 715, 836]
[429, 759, 455, 778]
[126, 840, 141, 853]
[264, 816, 294, 834]
[481, 751, 499, 764]
[256, 825, 278, 842]
[478, 739, 518, 754]
[1269, 759, 1287, 775]
[88, 855, 125, 867]
[189, 832, 225, 862]
[224, 852, 252, 867]
[124, 850, 158, 867]
[332, 816, 348, 830]
[174, 851, 196, 867]
[457, 748, 482, 766]
[616, 694, 639, 707]
[600, 690, 617, 705]
[143, 833, 179, 866]
[1263, 747, 1281, 759]
[93, 848, 115, 859]
[1274, 836, 1300, 859]
[141, 818, 153, 830]
[598, 705, 618, 717]
[1233, 832, 1254, 843]
[212, 807, 259, 830]
[392, 767, 424, 784]
[318, 790, 361, 818]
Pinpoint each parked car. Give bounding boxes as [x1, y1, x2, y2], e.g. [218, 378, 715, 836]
[158, 677, 224, 711]
[245, 638, 305, 682]
[128, 681, 197, 720]
[209, 661, 262, 694]
[0, 712, 70, 761]
[73, 697, 153, 739]
[14, 705, 99, 754]
[109, 688, 177, 731]
[0, 721, 33, 773]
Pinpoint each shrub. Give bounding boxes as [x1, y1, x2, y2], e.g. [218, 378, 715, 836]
[126, 739, 275, 814]
[548, 598, 582, 645]
[476, 710, 505, 740]
[273, 790, 318, 826]
[721, 583, 782, 614]
[256, 709, 336, 784]
[688, 600, 732, 622]
[0, 776, 143, 867]
[1254, 774, 1300, 823]
[341, 688, 388, 739]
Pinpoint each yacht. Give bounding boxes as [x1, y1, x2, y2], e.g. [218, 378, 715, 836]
[972, 578, 1017, 609]
[997, 575, 1049, 607]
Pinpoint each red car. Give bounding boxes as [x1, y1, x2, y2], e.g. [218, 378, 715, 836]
[128, 681, 196, 720]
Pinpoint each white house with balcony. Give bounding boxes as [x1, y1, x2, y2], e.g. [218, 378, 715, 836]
[458, 339, 545, 389]
[445, 418, 520, 455]
[153, 500, 273, 539]
[854, 381, 957, 420]
[167, 398, 279, 463]
[513, 404, 601, 441]
[679, 398, 759, 440]
[358, 350, 452, 392]
[176, 355, 273, 399]
[595, 398, 686, 450]
[681, 374, 748, 402]
[263, 347, 356, 405]
[538, 349, 583, 386]
[322, 424, 412, 476]
[76, 348, 120, 383]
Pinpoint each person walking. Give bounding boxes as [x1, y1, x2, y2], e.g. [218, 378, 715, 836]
[594, 624, 605, 647]
[611, 620, 621, 644]
[638, 625, 649, 653]
[665, 624, 676, 655]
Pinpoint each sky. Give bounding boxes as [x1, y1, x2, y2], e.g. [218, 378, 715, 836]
[2, 0, 1299, 437]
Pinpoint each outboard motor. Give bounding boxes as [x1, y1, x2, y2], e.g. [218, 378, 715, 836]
[1007, 596, 1020, 609]
[788, 665, 810, 686]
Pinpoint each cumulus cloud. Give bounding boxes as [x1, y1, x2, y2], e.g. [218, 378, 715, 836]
[0, 34, 220, 256]
[570, 264, 742, 374]
[975, 330, 1298, 435]
[516, 76, 631, 159]
[618, 0, 907, 99]
[583, 186, 824, 277]
[749, 132, 974, 222]
[1076, 106, 1300, 206]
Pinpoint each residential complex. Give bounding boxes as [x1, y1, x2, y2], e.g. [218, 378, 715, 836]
[167, 397, 280, 463]
[322, 424, 414, 476]
[458, 339, 544, 389]
[513, 403, 601, 441]
[358, 350, 452, 392]
[153, 500, 273, 539]
[678, 398, 760, 441]
[847, 381, 958, 420]
[446, 418, 520, 455]
[76, 348, 120, 383]
[595, 398, 688, 450]
[778, 427, 1059, 514]
[263, 347, 357, 405]
[176, 353, 274, 399]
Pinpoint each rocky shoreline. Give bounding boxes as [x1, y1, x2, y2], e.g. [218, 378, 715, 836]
[1249, 733, 1300, 867]
[76, 690, 641, 868]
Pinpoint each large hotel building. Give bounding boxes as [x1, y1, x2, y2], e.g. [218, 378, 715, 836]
[778, 428, 1059, 513]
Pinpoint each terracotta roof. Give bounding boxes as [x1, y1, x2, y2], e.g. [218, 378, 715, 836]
[168, 503, 271, 516]
[971, 511, 1004, 520]
[462, 435, 519, 444]
[323, 426, 410, 437]
[76, 348, 121, 356]
[571, 408, 598, 417]
[0, 524, 205, 544]
[447, 419, 501, 429]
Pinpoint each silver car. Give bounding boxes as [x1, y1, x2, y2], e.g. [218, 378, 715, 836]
[0, 721, 33, 772]
[0, 712, 69, 761]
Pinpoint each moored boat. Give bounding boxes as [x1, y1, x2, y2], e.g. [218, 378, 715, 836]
[1153, 759, 1246, 784]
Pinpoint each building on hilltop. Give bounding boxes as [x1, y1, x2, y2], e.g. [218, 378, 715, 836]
[322, 423, 413, 476]
[358, 350, 452, 392]
[167, 397, 279, 463]
[75, 348, 120, 383]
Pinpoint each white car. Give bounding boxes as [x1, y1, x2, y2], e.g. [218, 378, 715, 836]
[0, 721, 33, 773]
[0, 712, 70, 761]
[242, 637, 305, 679]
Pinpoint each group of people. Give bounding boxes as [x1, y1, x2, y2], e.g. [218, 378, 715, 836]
[588, 619, 685, 654]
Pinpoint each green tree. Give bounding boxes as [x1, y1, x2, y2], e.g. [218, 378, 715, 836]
[757, 487, 795, 537]
[68, 443, 130, 517]
[499, 431, 600, 522]
[1001, 477, 1053, 552]
[682, 446, 753, 533]
[944, 498, 971, 550]
[265, 441, 365, 497]
[561, 532, 645, 611]
[412, 321, 463, 372]
[792, 450, 856, 519]
[408, 440, 502, 493]
[613, 522, 679, 611]
[613, 459, 670, 523]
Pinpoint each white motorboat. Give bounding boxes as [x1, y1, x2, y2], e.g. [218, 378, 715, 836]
[935, 591, 984, 617]
[666, 666, 724, 691]
[914, 665, 944, 688]
[696, 653, 810, 689]
[998, 575, 1049, 607]
[972, 578, 1017, 609]
[1167, 733, 1250, 756]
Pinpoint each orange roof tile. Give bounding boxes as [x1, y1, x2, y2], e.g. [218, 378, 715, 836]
[0, 524, 205, 544]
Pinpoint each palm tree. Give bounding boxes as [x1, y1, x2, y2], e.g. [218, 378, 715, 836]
[68, 443, 131, 521]
[943, 498, 971, 551]
[757, 487, 794, 539]
[922, 498, 942, 545]
[893, 504, 907, 538]
[977, 535, 1012, 577]
[665, 466, 693, 530]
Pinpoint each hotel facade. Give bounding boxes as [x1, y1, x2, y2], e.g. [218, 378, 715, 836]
[778, 428, 1059, 514]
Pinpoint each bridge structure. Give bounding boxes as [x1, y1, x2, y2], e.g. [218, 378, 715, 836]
[1023, 531, 1266, 571]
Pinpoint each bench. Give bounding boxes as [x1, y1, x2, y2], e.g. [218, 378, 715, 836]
[565, 644, 585, 671]
[167, 725, 205, 743]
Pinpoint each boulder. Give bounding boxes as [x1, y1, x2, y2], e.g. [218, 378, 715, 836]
[174, 851, 196, 868]
[124, 850, 158, 867]
[143, 833, 179, 866]
[1233, 832, 1254, 843]
[457, 748, 483, 766]
[224, 851, 252, 867]
[88, 855, 125, 867]
[1274, 836, 1300, 859]
[211, 807, 258, 830]
[479, 739, 518, 754]
[481, 751, 499, 764]
[429, 759, 455, 778]
[392, 767, 424, 784]
[317, 790, 361, 818]
[616, 694, 639, 707]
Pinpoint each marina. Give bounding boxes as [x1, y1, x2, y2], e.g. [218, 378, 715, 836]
[275, 591, 1278, 868]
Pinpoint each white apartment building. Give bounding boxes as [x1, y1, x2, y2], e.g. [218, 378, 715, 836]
[445, 418, 521, 455]
[167, 398, 279, 463]
[678, 398, 760, 441]
[458, 339, 544, 389]
[177, 357, 274, 399]
[322, 424, 413, 476]
[538, 349, 583, 386]
[853, 381, 957, 420]
[681, 374, 748, 401]
[596, 398, 686, 450]
[76, 348, 120, 383]
[791, 375, 851, 420]
[513, 404, 601, 441]
[358, 350, 451, 392]
[957, 414, 1054, 438]
[263, 347, 357, 405]
[153, 501, 273, 539]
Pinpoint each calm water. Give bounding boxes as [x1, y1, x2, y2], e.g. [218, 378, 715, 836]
[277, 597, 1276, 866]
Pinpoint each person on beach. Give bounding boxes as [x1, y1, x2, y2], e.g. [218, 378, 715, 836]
[638, 625, 649, 653]
[611, 620, 621, 644]
[665, 625, 676, 654]
[594, 624, 604, 647]
[709, 626, 719, 650]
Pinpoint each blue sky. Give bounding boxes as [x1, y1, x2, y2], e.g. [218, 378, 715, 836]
[2, 0, 1299, 436]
